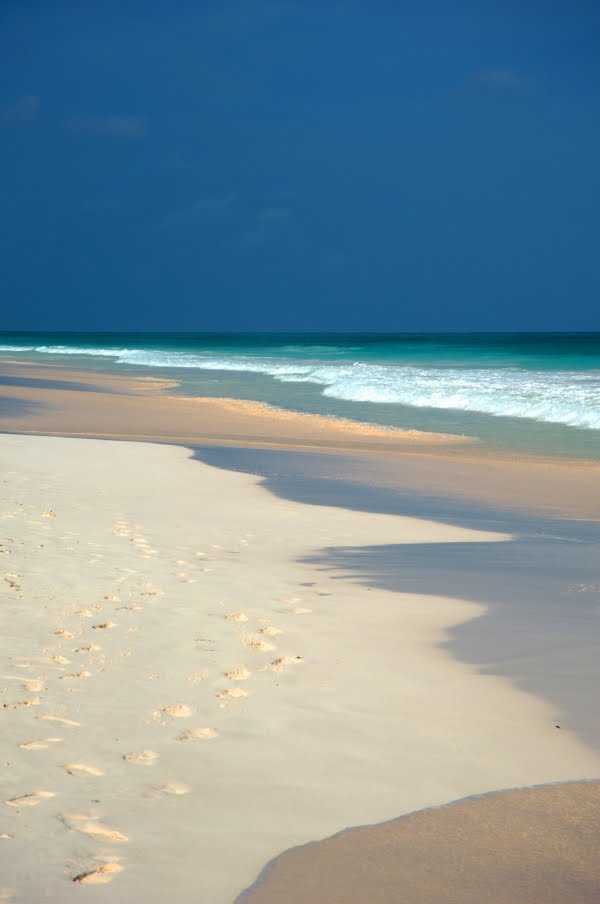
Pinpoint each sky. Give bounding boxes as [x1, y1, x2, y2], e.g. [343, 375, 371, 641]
[1, 0, 599, 332]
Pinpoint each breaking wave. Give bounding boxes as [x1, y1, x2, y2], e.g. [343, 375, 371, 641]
[2, 343, 599, 430]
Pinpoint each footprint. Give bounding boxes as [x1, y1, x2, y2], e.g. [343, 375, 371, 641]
[3, 697, 41, 710]
[74, 821, 128, 843]
[217, 688, 248, 700]
[225, 667, 250, 681]
[59, 671, 92, 681]
[5, 791, 55, 808]
[72, 863, 124, 885]
[54, 629, 75, 639]
[225, 612, 247, 622]
[122, 750, 158, 766]
[23, 679, 45, 692]
[74, 644, 102, 654]
[48, 654, 70, 664]
[64, 763, 103, 777]
[92, 622, 117, 630]
[243, 635, 275, 652]
[260, 626, 283, 636]
[19, 738, 62, 750]
[147, 781, 191, 798]
[37, 714, 80, 727]
[157, 704, 193, 719]
[178, 727, 218, 741]
[268, 656, 304, 673]
[104, 595, 120, 602]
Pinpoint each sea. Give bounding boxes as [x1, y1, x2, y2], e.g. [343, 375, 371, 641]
[1, 331, 599, 460]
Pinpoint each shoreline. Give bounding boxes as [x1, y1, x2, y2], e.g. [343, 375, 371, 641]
[237, 779, 600, 903]
[1, 358, 600, 520]
[1, 432, 599, 902]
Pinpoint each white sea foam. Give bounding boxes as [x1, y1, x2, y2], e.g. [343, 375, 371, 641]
[2, 344, 599, 430]
[0, 345, 36, 351]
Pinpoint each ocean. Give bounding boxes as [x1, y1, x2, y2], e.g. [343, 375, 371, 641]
[1, 332, 599, 460]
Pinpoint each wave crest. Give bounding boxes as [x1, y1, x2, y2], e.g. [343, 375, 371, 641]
[1, 344, 599, 430]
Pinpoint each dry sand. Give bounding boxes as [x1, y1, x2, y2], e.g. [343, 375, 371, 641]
[1, 433, 599, 903]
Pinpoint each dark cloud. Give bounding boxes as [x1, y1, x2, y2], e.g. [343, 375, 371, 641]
[67, 115, 147, 138]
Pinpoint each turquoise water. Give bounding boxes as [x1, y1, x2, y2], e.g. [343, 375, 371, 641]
[1, 332, 599, 459]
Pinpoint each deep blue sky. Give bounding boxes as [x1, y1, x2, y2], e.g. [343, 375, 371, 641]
[1, 0, 599, 331]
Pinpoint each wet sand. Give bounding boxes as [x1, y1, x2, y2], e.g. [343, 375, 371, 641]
[237, 781, 600, 904]
[1, 358, 600, 520]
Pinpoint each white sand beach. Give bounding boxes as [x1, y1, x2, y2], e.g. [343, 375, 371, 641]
[1, 433, 599, 903]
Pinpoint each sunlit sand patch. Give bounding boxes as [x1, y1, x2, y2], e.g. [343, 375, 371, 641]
[122, 749, 159, 766]
[75, 609, 94, 618]
[293, 607, 312, 615]
[41, 510, 56, 518]
[0, 833, 13, 840]
[177, 727, 219, 742]
[19, 737, 62, 750]
[225, 667, 251, 681]
[72, 862, 124, 885]
[53, 629, 75, 639]
[5, 791, 55, 808]
[226, 612, 248, 622]
[64, 763, 103, 777]
[23, 678, 45, 692]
